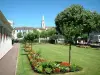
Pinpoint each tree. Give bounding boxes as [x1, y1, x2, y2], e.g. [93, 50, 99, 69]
[33, 29, 40, 39]
[23, 32, 38, 50]
[92, 12, 100, 32]
[55, 4, 85, 64]
[33, 29, 40, 43]
[55, 4, 100, 64]
[17, 32, 23, 38]
[47, 28, 56, 37]
[40, 30, 47, 38]
[47, 28, 58, 43]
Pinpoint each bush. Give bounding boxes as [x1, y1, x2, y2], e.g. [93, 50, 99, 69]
[60, 66, 70, 73]
[35, 65, 43, 73]
[45, 68, 52, 74]
[70, 64, 82, 72]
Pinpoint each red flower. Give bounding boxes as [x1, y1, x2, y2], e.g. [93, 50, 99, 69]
[60, 62, 70, 66]
[54, 68, 60, 73]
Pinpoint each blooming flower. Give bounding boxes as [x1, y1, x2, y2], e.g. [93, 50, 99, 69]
[60, 62, 70, 66]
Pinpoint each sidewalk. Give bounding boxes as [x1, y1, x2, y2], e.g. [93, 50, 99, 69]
[0, 43, 20, 75]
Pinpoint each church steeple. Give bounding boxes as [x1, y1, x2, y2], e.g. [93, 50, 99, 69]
[41, 15, 45, 29]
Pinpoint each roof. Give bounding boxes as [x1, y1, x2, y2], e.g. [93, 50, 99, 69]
[0, 11, 13, 31]
[14, 27, 34, 30]
[14, 26, 55, 30]
[0, 11, 11, 26]
[45, 26, 55, 28]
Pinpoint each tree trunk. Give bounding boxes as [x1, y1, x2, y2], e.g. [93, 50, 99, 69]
[69, 43, 71, 65]
[87, 32, 90, 43]
[39, 35, 40, 43]
[74, 35, 78, 45]
[46, 37, 48, 43]
[39, 38, 40, 43]
[55, 39, 56, 44]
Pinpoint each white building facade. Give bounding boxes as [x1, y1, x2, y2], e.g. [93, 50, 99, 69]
[13, 16, 54, 39]
[88, 32, 100, 43]
[13, 27, 34, 39]
[0, 11, 13, 59]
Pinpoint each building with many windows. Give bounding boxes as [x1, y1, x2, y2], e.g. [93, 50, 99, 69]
[0, 11, 13, 59]
[13, 16, 53, 39]
[13, 27, 34, 39]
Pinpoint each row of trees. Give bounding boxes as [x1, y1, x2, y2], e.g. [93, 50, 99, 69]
[55, 4, 100, 64]
[17, 28, 56, 39]
[19, 28, 56, 43]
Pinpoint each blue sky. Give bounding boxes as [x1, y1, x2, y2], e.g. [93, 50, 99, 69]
[0, 0, 100, 28]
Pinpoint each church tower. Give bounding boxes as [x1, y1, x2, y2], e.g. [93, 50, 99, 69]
[41, 15, 46, 29]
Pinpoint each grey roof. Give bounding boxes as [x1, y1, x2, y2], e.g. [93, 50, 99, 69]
[14, 26, 55, 30]
[14, 27, 34, 30]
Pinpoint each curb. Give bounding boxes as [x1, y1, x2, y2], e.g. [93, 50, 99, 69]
[15, 43, 20, 75]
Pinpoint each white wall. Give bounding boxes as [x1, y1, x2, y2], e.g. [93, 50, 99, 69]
[14, 30, 17, 39]
[14, 29, 34, 39]
[0, 36, 12, 59]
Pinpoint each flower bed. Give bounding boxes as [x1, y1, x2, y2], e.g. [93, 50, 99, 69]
[24, 44, 82, 74]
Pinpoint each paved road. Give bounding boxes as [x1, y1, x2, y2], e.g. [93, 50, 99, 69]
[0, 43, 20, 75]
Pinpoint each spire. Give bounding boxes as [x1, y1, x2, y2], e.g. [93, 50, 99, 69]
[41, 15, 45, 29]
[42, 15, 44, 21]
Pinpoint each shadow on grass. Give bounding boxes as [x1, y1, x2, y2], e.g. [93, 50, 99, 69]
[20, 48, 28, 55]
[21, 53, 28, 55]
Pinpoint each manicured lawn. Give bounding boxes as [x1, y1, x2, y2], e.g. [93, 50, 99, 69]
[16, 44, 100, 75]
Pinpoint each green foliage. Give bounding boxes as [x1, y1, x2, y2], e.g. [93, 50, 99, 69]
[23, 34, 28, 42]
[41, 62, 49, 68]
[17, 32, 23, 38]
[55, 4, 85, 65]
[55, 4, 100, 42]
[45, 68, 52, 74]
[36, 65, 43, 73]
[81, 34, 88, 39]
[60, 66, 69, 73]
[40, 28, 56, 38]
[49, 61, 57, 68]
[55, 4, 100, 65]
[55, 4, 84, 42]
[40, 61, 58, 69]
[33, 29, 40, 38]
[47, 28, 56, 37]
[49, 35, 57, 44]
[23, 32, 38, 43]
[36, 50, 42, 57]
[40, 30, 47, 38]
[27, 32, 36, 42]
[92, 12, 100, 32]
[70, 64, 82, 72]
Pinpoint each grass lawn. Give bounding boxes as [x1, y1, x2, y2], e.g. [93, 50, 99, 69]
[16, 43, 100, 75]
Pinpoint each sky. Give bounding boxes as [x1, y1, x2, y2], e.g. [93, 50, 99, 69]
[0, 0, 100, 28]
